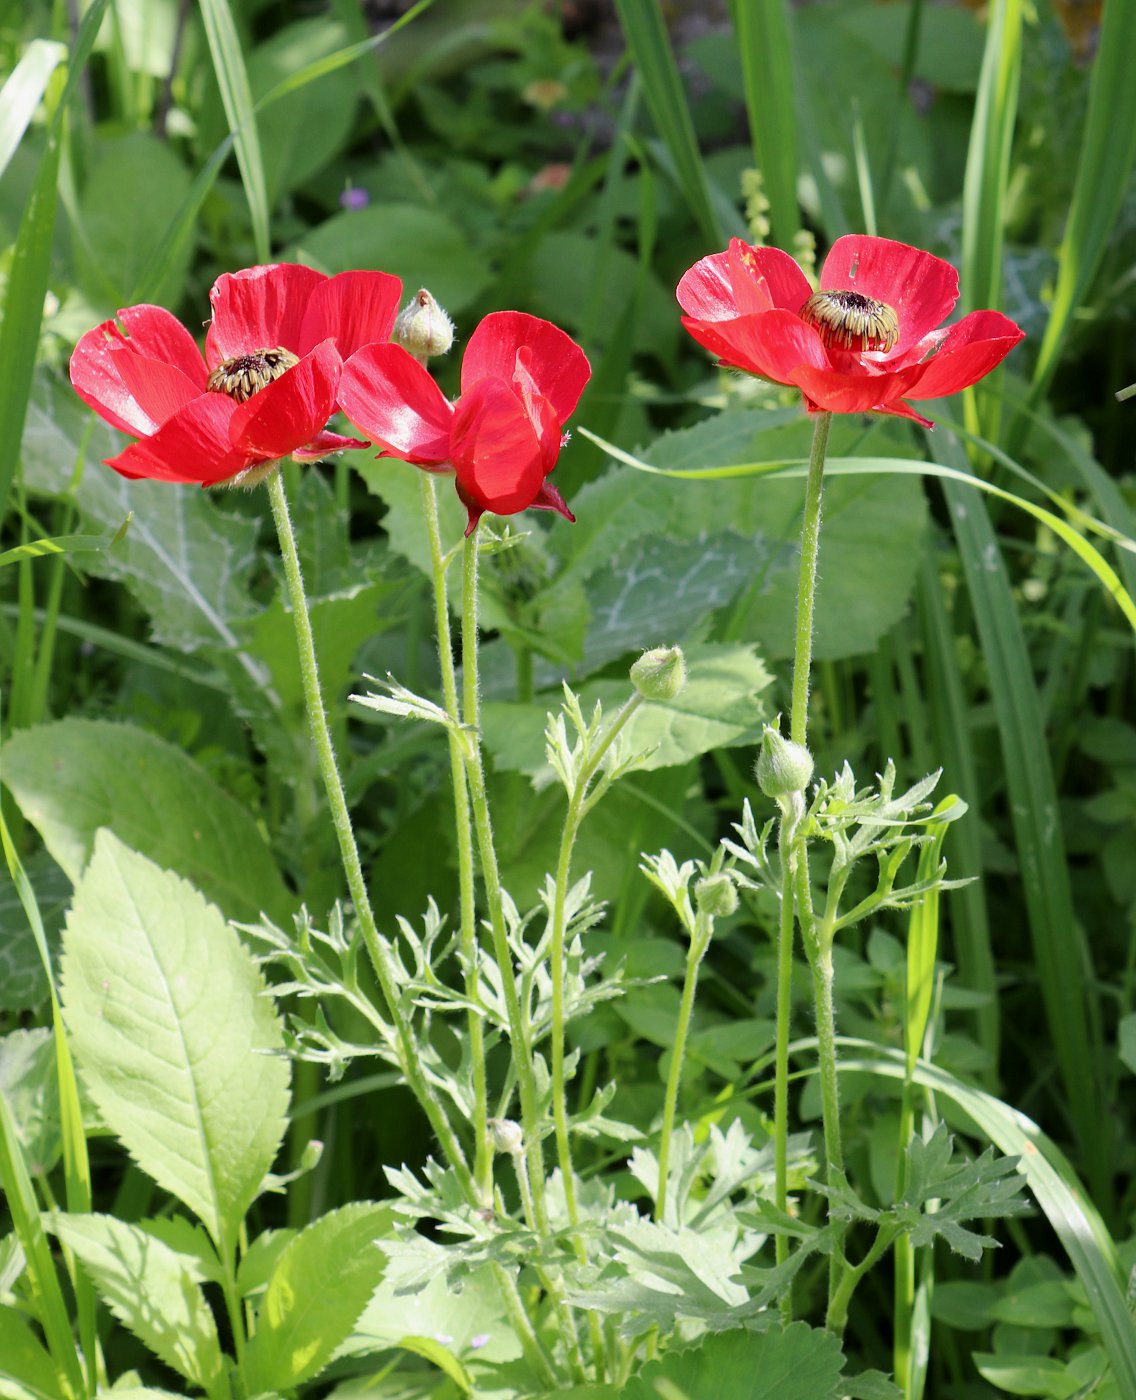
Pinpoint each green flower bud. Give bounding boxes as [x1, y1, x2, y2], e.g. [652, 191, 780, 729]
[630, 646, 687, 701]
[695, 872, 738, 918]
[755, 723, 814, 798]
[394, 288, 454, 362]
[488, 1117, 524, 1155]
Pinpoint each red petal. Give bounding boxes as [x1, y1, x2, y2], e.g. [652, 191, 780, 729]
[117, 304, 207, 387]
[461, 311, 590, 425]
[905, 310, 1025, 400]
[530, 478, 575, 523]
[228, 339, 341, 459]
[820, 235, 959, 357]
[206, 263, 326, 365]
[71, 321, 160, 436]
[338, 343, 453, 463]
[451, 378, 545, 517]
[789, 359, 928, 415]
[511, 350, 565, 475]
[681, 309, 829, 384]
[677, 240, 813, 320]
[111, 345, 205, 428]
[104, 395, 250, 484]
[292, 429, 370, 461]
[297, 269, 402, 358]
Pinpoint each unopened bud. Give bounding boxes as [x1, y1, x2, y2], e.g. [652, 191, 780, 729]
[755, 723, 813, 798]
[394, 289, 454, 362]
[630, 646, 686, 701]
[488, 1117, 524, 1155]
[695, 872, 738, 918]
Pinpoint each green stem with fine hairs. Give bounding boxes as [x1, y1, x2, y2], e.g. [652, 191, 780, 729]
[268, 470, 555, 1386]
[790, 411, 833, 748]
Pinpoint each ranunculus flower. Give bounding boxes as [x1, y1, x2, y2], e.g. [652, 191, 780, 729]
[677, 234, 1024, 427]
[338, 310, 591, 533]
[70, 263, 403, 486]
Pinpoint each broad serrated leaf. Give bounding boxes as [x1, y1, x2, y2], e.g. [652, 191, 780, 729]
[620, 1323, 846, 1400]
[3, 717, 293, 926]
[24, 372, 268, 666]
[0, 853, 69, 1013]
[244, 1203, 394, 1392]
[60, 832, 290, 1252]
[0, 1302, 62, 1400]
[50, 1213, 223, 1392]
[482, 643, 772, 778]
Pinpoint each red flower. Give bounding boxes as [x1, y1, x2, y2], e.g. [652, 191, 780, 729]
[677, 235, 1024, 427]
[338, 311, 591, 534]
[70, 264, 403, 485]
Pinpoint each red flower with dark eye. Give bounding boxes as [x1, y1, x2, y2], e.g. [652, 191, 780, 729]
[337, 311, 591, 534]
[70, 264, 403, 486]
[678, 235, 1024, 427]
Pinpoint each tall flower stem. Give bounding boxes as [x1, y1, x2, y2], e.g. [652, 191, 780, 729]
[655, 909, 712, 1223]
[773, 802, 798, 1322]
[419, 474, 491, 1202]
[789, 411, 832, 748]
[268, 472, 554, 1387]
[266, 471, 471, 1195]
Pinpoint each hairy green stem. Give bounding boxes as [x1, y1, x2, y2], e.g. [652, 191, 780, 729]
[773, 801, 798, 1322]
[420, 475, 491, 1201]
[266, 472, 472, 1196]
[655, 910, 712, 1223]
[790, 411, 832, 747]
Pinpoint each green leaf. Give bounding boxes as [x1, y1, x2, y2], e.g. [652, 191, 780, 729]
[620, 1323, 846, 1400]
[390, 1336, 475, 1395]
[295, 202, 492, 314]
[0, 40, 66, 182]
[972, 1353, 1081, 1399]
[842, 1373, 903, 1400]
[244, 1203, 393, 1392]
[3, 717, 293, 926]
[1119, 1013, 1136, 1076]
[60, 832, 290, 1253]
[0, 1302, 63, 1400]
[0, 853, 68, 1013]
[483, 644, 772, 778]
[0, 1029, 59, 1177]
[50, 1213, 223, 1393]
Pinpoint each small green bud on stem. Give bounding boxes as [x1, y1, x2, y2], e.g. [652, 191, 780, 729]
[394, 288, 455, 363]
[630, 645, 687, 701]
[756, 722, 814, 798]
[695, 872, 738, 919]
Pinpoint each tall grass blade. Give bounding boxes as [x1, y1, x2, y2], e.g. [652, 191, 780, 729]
[0, 38, 66, 180]
[198, 0, 271, 263]
[939, 440, 1104, 1192]
[613, 0, 723, 247]
[840, 1041, 1136, 1397]
[731, 0, 800, 249]
[1030, 0, 1136, 402]
[0, 0, 110, 530]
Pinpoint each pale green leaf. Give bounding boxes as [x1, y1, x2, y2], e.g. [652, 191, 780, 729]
[0, 1303, 62, 1400]
[60, 832, 290, 1252]
[244, 1203, 393, 1392]
[621, 1323, 846, 1400]
[0, 40, 66, 182]
[3, 717, 293, 926]
[0, 1030, 59, 1177]
[0, 854, 68, 1013]
[50, 1213, 223, 1392]
[973, 1353, 1081, 1399]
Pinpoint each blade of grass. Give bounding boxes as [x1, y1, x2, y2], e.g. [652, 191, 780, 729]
[1029, 0, 1136, 405]
[837, 1040, 1136, 1398]
[939, 437, 1105, 1198]
[0, 38, 67, 180]
[613, 0, 723, 247]
[730, 0, 800, 249]
[915, 553, 999, 1073]
[198, 0, 270, 262]
[0, 0, 111, 530]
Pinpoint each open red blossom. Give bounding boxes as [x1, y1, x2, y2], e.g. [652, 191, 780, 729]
[70, 264, 403, 486]
[338, 311, 591, 534]
[677, 235, 1024, 427]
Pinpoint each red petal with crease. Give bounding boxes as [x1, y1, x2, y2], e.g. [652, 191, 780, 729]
[451, 379, 545, 516]
[206, 264, 326, 365]
[117, 304, 207, 387]
[681, 309, 829, 382]
[229, 340, 341, 459]
[298, 269, 402, 358]
[110, 346, 204, 429]
[512, 349, 564, 475]
[338, 343, 454, 463]
[292, 429, 370, 461]
[906, 310, 1025, 400]
[789, 359, 928, 414]
[71, 322, 161, 436]
[677, 240, 813, 320]
[461, 311, 590, 424]
[820, 235, 959, 356]
[104, 395, 249, 484]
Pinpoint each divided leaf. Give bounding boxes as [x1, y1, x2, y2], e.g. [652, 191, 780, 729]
[620, 1323, 846, 1400]
[60, 832, 290, 1253]
[244, 1202, 394, 1393]
[50, 1213, 223, 1392]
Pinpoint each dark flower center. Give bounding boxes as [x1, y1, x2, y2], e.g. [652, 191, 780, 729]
[206, 347, 299, 403]
[799, 290, 899, 353]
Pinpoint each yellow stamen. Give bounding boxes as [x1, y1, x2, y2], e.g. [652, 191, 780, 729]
[799, 290, 899, 353]
[206, 346, 299, 403]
